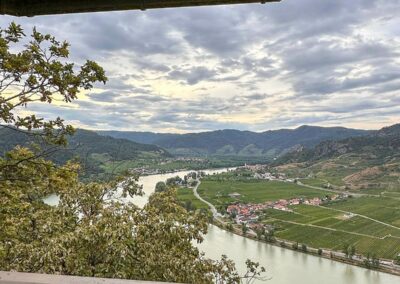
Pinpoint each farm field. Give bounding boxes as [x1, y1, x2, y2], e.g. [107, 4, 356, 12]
[263, 201, 400, 259]
[325, 196, 400, 227]
[176, 187, 209, 210]
[270, 221, 400, 259]
[196, 172, 400, 259]
[197, 179, 327, 207]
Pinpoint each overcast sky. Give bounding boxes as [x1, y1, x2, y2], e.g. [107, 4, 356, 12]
[1, 0, 400, 133]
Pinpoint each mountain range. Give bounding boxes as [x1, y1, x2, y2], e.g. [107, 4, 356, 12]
[99, 126, 371, 158]
[274, 123, 400, 190]
[277, 123, 400, 164]
[0, 127, 169, 177]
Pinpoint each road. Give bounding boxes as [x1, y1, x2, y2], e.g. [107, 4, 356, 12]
[192, 179, 219, 217]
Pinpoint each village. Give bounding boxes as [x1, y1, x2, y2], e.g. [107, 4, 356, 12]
[226, 193, 349, 225]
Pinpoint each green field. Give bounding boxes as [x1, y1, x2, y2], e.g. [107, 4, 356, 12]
[325, 196, 400, 227]
[176, 187, 209, 211]
[263, 200, 400, 259]
[198, 178, 327, 206]
[198, 172, 400, 259]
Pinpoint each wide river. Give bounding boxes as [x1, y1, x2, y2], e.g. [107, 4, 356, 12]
[137, 169, 399, 284]
[45, 168, 399, 283]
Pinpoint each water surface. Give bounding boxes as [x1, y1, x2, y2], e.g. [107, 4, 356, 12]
[45, 168, 399, 283]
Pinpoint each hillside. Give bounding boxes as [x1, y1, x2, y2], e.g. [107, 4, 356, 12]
[278, 123, 400, 163]
[275, 123, 400, 191]
[0, 127, 170, 177]
[98, 126, 370, 158]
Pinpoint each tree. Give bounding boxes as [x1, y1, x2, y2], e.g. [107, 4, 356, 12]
[154, 181, 167, 192]
[255, 228, 264, 240]
[0, 24, 267, 283]
[342, 244, 356, 259]
[349, 245, 356, 259]
[166, 176, 182, 186]
[395, 254, 400, 265]
[0, 22, 106, 148]
[264, 228, 275, 243]
[342, 244, 350, 257]
[183, 200, 197, 211]
[226, 223, 234, 232]
[363, 253, 379, 269]
[241, 259, 269, 284]
[241, 223, 249, 235]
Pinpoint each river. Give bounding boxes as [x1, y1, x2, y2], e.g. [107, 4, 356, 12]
[45, 168, 399, 283]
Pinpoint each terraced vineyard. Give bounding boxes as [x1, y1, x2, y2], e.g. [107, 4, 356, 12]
[264, 201, 400, 259]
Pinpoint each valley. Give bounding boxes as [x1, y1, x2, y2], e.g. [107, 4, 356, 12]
[177, 167, 400, 271]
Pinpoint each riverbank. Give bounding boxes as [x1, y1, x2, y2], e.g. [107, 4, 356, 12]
[138, 169, 400, 283]
[191, 175, 400, 276]
[135, 166, 237, 177]
[211, 213, 400, 277]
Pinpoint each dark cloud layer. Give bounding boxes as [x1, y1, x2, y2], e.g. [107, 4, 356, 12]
[2, 0, 400, 132]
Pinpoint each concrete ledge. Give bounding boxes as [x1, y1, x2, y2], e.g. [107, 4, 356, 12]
[0, 271, 173, 284]
[0, 0, 281, 17]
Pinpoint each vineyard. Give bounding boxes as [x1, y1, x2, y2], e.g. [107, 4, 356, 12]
[264, 201, 400, 259]
[198, 179, 326, 206]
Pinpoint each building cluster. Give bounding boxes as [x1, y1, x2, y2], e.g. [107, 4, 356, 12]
[226, 194, 349, 224]
[253, 171, 296, 182]
[239, 164, 299, 183]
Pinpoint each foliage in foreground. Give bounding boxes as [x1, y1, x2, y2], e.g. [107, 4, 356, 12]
[0, 23, 266, 283]
[0, 147, 267, 283]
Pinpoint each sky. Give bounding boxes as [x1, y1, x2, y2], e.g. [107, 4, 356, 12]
[1, 0, 400, 133]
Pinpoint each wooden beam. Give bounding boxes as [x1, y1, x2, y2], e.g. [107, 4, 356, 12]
[0, 0, 280, 17]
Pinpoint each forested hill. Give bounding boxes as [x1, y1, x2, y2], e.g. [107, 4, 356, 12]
[99, 125, 370, 157]
[0, 128, 170, 176]
[276, 123, 400, 164]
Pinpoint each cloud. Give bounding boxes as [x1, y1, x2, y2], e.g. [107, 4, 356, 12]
[167, 66, 218, 85]
[2, 0, 400, 132]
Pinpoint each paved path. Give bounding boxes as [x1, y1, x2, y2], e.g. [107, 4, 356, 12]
[192, 179, 219, 217]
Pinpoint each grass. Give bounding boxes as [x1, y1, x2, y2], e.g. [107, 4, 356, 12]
[262, 200, 400, 259]
[300, 178, 328, 187]
[176, 187, 209, 210]
[325, 196, 400, 227]
[198, 179, 327, 206]
[271, 220, 400, 259]
[200, 172, 400, 259]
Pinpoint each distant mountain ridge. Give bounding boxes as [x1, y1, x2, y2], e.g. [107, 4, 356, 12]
[0, 127, 170, 177]
[98, 125, 371, 158]
[274, 123, 400, 190]
[277, 123, 400, 164]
